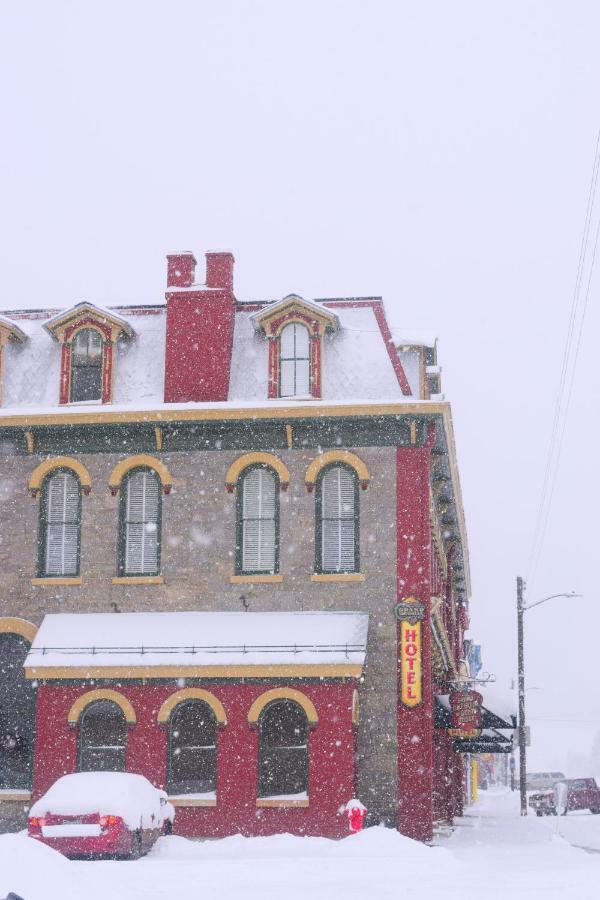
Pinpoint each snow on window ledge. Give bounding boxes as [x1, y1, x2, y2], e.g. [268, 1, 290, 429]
[168, 792, 217, 807]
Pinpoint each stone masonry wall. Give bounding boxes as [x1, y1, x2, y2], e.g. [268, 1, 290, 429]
[0, 446, 398, 826]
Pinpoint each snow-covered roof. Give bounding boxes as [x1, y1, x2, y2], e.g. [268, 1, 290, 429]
[391, 329, 437, 348]
[2, 310, 163, 410]
[0, 298, 437, 410]
[230, 305, 407, 402]
[25, 611, 369, 676]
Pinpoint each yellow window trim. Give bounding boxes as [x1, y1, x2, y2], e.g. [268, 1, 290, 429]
[169, 797, 217, 808]
[157, 688, 227, 726]
[248, 688, 318, 726]
[28, 457, 92, 496]
[0, 618, 37, 642]
[310, 573, 365, 583]
[109, 454, 173, 494]
[256, 798, 309, 808]
[224, 452, 290, 491]
[111, 575, 164, 585]
[67, 689, 136, 726]
[229, 574, 283, 584]
[304, 450, 370, 490]
[31, 576, 83, 586]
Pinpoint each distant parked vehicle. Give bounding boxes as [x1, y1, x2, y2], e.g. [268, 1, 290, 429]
[525, 771, 565, 792]
[28, 771, 174, 859]
[529, 777, 600, 817]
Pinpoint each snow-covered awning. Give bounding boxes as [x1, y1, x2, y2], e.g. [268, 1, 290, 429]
[435, 693, 516, 730]
[24, 611, 368, 680]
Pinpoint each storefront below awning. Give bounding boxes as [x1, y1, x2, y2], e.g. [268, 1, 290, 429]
[434, 694, 516, 730]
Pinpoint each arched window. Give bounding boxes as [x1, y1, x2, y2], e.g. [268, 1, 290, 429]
[78, 700, 126, 772]
[0, 633, 35, 790]
[168, 701, 217, 796]
[258, 700, 308, 798]
[279, 323, 310, 398]
[316, 464, 359, 573]
[39, 470, 81, 577]
[118, 468, 161, 576]
[70, 328, 104, 403]
[236, 466, 279, 574]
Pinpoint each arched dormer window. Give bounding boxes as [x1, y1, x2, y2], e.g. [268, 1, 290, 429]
[236, 466, 279, 575]
[70, 328, 104, 403]
[258, 700, 308, 799]
[38, 469, 82, 578]
[279, 323, 310, 398]
[315, 464, 359, 574]
[118, 468, 161, 577]
[249, 295, 339, 400]
[44, 302, 133, 405]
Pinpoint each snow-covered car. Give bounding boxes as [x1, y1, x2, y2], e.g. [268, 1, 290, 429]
[529, 778, 600, 816]
[28, 771, 174, 859]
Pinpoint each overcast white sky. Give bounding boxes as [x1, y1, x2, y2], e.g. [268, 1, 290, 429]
[1, 1, 598, 771]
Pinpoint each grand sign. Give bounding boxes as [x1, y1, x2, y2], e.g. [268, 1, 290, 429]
[398, 598, 424, 708]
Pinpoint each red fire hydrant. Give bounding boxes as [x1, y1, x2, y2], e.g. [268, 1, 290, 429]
[344, 799, 367, 833]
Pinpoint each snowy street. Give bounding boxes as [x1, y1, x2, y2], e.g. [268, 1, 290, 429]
[3, 789, 600, 900]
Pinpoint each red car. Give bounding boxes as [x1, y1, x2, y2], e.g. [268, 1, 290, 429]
[529, 778, 600, 816]
[28, 771, 174, 859]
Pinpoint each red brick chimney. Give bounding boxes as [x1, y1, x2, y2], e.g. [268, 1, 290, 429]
[164, 250, 236, 403]
[166, 252, 197, 288]
[206, 251, 234, 291]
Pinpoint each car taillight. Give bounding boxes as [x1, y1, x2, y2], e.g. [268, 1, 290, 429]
[29, 816, 46, 828]
[99, 815, 122, 828]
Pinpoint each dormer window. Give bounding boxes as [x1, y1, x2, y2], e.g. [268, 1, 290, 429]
[44, 302, 133, 405]
[71, 329, 104, 402]
[279, 323, 310, 398]
[250, 294, 339, 401]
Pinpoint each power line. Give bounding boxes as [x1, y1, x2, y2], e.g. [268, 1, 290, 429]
[527, 128, 600, 586]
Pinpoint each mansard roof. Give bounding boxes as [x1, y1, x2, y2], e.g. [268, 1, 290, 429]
[44, 301, 134, 341]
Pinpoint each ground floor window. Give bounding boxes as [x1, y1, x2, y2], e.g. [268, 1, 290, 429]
[168, 701, 217, 795]
[258, 700, 308, 797]
[0, 633, 35, 790]
[77, 700, 126, 772]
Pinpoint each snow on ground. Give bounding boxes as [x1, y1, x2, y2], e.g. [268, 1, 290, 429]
[3, 789, 600, 900]
[539, 805, 600, 852]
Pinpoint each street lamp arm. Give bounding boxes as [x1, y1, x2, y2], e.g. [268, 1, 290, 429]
[523, 592, 582, 612]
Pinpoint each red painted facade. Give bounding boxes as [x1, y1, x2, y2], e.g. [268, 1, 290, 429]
[32, 681, 356, 839]
[164, 252, 236, 403]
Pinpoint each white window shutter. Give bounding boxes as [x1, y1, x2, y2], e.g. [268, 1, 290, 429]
[321, 467, 356, 572]
[45, 473, 80, 576]
[242, 468, 276, 572]
[124, 470, 160, 575]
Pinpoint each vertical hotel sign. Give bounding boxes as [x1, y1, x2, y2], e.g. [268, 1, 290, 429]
[395, 598, 426, 708]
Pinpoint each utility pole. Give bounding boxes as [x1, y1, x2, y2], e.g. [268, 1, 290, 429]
[517, 575, 527, 815]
